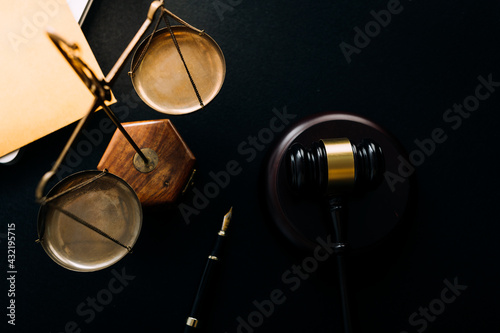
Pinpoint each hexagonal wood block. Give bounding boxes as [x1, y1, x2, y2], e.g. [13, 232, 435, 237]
[97, 119, 195, 207]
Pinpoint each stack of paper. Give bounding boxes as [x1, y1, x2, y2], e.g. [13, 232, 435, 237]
[0, 0, 109, 157]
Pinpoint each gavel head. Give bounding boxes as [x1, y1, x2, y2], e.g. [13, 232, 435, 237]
[285, 138, 385, 196]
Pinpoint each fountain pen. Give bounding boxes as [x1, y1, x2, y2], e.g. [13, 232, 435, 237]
[184, 207, 233, 333]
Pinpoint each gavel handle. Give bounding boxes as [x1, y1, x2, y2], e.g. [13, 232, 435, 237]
[328, 196, 353, 333]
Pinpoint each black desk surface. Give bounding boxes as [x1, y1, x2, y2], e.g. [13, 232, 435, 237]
[2, 0, 500, 332]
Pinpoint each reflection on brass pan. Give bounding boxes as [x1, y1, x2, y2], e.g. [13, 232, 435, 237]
[37, 171, 142, 272]
[131, 26, 226, 115]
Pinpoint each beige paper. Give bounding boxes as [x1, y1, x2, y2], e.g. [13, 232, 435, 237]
[0, 0, 114, 156]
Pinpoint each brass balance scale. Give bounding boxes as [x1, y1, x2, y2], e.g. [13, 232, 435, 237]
[35, 1, 225, 272]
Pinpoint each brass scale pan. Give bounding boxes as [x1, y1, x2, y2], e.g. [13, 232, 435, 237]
[131, 26, 225, 114]
[130, 7, 225, 115]
[38, 171, 142, 272]
[37, 3, 225, 272]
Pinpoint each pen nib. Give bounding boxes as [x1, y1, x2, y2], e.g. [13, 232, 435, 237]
[221, 207, 233, 232]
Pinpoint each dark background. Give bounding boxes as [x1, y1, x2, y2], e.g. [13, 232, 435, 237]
[2, 0, 500, 332]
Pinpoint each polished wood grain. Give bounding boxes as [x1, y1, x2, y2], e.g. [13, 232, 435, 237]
[97, 119, 195, 207]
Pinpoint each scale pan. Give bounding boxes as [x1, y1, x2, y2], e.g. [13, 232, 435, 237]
[131, 26, 226, 115]
[37, 171, 142, 272]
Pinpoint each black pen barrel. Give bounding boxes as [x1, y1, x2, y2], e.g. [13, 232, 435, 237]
[184, 235, 226, 332]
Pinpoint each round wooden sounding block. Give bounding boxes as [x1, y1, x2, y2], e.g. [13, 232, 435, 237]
[263, 112, 412, 253]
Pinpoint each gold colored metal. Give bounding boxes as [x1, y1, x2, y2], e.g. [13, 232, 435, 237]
[186, 317, 199, 327]
[321, 138, 355, 194]
[37, 24, 162, 201]
[181, 168, 196, 195]
[133, 148, 159, 173]
[35, 32, 110, 201]
[36, 97, 100, 202]
[162, 8, 204, 34]
[101, 103, 149, 164]
[47, 31, 109, 100]
[208, 255, 219, 261]
[221, 206, 233, 232]
[131, 26, 226, 115]
[216, 207, 232, 236]
[106, 0, 164, 86]
[37, 171, 142, 272]
[38, 1, 220, 198]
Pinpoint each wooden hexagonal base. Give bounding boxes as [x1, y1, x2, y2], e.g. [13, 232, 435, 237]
[97, 119, 195, 207]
